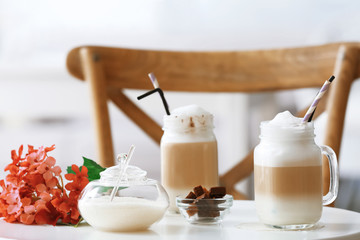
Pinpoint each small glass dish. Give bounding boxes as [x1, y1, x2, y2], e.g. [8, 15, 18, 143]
[176, 194, 233, 224]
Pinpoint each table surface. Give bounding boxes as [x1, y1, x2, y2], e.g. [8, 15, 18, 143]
[1, 200, 360, 240]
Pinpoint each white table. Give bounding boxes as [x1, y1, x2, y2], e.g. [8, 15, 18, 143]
[1, 200, 360, 240]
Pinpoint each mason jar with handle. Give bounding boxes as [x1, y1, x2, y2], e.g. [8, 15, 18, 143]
[161, 105, 219, 212]
[254, 111, 339, 229]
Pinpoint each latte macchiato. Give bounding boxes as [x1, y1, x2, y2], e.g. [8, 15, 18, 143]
[161, 105, 219, 211]
[254, 111, 338, 229]
[255, 165, 323, 225]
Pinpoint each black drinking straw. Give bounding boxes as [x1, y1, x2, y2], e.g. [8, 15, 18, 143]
[308, 108, 316, 122]
[137, 73, 171, 115]
[137, 88, 159, 99]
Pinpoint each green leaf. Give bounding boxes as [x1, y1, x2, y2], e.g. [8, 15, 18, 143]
[66, 165, 83, 174]
[66, 157, 106, 182]
[82, 157, 106, 182]
[66, 166, 75, 175]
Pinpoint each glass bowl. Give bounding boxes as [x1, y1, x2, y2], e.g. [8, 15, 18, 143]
[176, 194, 233, 224]
[78, 165, 169, 232]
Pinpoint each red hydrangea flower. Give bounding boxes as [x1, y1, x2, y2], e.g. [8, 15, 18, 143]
[0, 145, 89, 226]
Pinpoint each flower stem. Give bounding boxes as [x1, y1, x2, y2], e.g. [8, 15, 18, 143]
[74, 217, 83, 228]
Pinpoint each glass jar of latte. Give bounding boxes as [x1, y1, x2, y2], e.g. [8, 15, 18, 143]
[254, 111, 339, 230]
[161, 105, 219, 211]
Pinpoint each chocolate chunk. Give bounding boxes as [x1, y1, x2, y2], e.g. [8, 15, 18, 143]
[210, 187, 226, 198]
[193, 185, 205, 197]
[186, 191, 196, 199]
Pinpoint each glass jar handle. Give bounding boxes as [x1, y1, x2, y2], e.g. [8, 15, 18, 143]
[320, 145, 339, 205]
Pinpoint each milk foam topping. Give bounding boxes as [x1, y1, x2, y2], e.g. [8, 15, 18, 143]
[260, 111, 314, 139]
[163, 105, 214, 131]
[255, 111, 320, 167]
[268, 111, 303, 127]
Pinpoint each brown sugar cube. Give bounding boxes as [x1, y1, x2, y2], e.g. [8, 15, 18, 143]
[209, 187, 226, 198]
[185, 191, 196, 199]
[210, 210, 220, 218]
[193, 185, 205, 197]
[203, 187, 211, 198]
[186, 204, 198, 217]
[202, 198, 217, 206]
[195, 188, 211, 204]
[198, 209, 220, 218]
[186, 209, 198, 217]
[181, 199, 194, 204]
[196, 193, 207, 201]
[197, 201, 221, 218]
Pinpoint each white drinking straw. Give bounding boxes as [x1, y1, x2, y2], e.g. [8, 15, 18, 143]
[109, 145, 136, 202]
[148, 72, 160, 89]
[145, 72, 170, 115]
[302, 76, 335, 123]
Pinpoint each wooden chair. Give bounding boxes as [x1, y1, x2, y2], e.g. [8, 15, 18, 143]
[66, 43, 360, 200]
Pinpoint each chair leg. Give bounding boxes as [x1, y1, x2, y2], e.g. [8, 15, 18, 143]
[220, 150, 254, 199]
[80, 48, 115, 168]
[323, 45, 359, 206]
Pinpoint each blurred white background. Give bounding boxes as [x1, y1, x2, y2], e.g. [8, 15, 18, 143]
[0, 0, 359, 211]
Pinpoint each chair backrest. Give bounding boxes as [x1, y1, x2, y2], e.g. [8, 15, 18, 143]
[66, 43, 360, 200]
